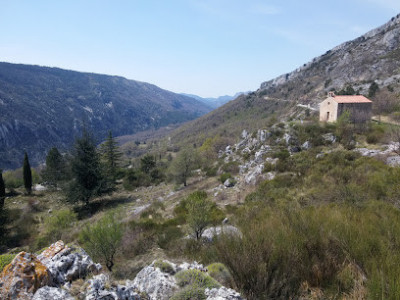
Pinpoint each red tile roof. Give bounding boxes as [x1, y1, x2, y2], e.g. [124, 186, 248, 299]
[331, 95, 372, 103]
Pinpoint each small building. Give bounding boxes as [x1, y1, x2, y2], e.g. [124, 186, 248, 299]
[319, 92, 372, 123]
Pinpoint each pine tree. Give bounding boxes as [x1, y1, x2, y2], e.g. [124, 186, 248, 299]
[42, 147, 67, 186]
[99, 131, 122, 183]
[23, 152, 32, 194]
[68, 129, 104, 205]
[0, 169, 5, 211]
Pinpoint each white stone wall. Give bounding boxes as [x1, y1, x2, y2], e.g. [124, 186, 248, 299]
[319, 97, 338, 122]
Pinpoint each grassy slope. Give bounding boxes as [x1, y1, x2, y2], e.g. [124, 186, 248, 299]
[170, 93, 293, 148]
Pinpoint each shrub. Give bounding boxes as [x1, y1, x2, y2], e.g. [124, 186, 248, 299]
[220, 173, 232, 184]
[175, 269, 220, 289]
[170, 286, 206, 300]
[0, 254, 15, 271]
[154, 260, 175, 274]
[273, 149, 290, 161]
[186, 191, 213, 240]
[45, 209, 77, 241]
[222, 161, 240, 175]
[79, 212, 123, 272]
[207, 263, 234, 287]
[366, 123, 385, 144]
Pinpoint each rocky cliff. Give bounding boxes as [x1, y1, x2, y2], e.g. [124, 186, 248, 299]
[259, 13, 400, 101]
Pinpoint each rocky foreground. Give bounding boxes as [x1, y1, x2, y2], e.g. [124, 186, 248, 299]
[0, 241, 244, 299]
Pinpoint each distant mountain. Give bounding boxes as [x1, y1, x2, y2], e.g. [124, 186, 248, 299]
[259, 13, 400, 102]
[181, 92, 248, 109]
[0, 62, 211, 169]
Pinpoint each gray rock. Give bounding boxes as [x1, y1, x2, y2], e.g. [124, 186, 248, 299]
[85, 274, 141, 300]
[33, 286, 74, 300]
[177, 261, 207, 273]
[283, 133, 292, 145]
[387, 156, 400, 167]
[244, 164, 264, 185]
[301, 141, 311, 150]
[322, 133, 336, 143]
[205, 287, 244, 300]
[241, 130, 248, 139]
[131, 262, 178, 300]
[38, 243, 102, 286]
[257, 129, 269, 143]
[241, 147, 251, 155]
[202, 225, 242, 242]
[223, 178, 235, 188]
[254, 149, 266, 163]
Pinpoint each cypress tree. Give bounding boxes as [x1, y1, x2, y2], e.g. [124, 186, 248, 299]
[23, 152, 32, 194]
[0, 169, 5, 211]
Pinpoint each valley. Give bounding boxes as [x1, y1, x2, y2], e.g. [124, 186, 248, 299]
[1, 12, 400, 300]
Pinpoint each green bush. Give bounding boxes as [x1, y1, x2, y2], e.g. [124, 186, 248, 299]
[366, 123, 386, 144]
[175, 269, 220, 289]
[219, 173, 232, 184]
[79, 212, 123, 272]
[273, 149, 290, 161]
[170, 286, 206, 300]
[207, 263, 234, 287]
[221, 161, 240, 175]
[0, 254, 15, 271]
[45, 209, 77, 241]
[154, 260, 175, 274]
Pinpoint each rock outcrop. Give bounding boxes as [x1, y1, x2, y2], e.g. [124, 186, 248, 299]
[259, 14, 400, 101]
[37, 240, 102, 285]
[32, 286, 74, 300]
[202, 225, 242, 242]
[131, 261, 178, 300]
[205, 287, 244, 300]
[0, 252, 53, 299]
[0, 242, 244, 300]
[85, 274, 141, 300]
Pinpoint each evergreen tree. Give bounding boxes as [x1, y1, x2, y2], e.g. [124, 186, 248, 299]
[68, 129, 104, 205]
[140, 154, 156, 174]
[42, 147, 67, 186]
[0, 169, 5, 211]
[23, 152, 32, 194]
[99, 131, 122, 183]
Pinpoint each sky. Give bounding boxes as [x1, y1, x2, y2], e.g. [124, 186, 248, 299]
[0, 1, 399, 98]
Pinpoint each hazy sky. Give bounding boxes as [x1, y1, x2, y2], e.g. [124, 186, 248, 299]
[1, 1, 399, 97]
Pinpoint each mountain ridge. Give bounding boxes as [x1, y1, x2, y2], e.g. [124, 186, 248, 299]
[0, 62, 211, 169]
[259, 13, 400, 101]
[165, 13, 400, 150]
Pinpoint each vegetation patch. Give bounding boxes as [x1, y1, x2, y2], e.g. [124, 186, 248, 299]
[175, 269, 220, 289]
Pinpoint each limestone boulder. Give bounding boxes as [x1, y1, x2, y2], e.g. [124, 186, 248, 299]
[33, 286, 74, 300]
[202, 225, 242, 242]
[37, 240, 102, 285]
[223, 178, 235, 188]
[0, 252, 53, 299]
[205, 286, 244, 300]
[85, 274, 141, 300]
[131, 261, 178, 300]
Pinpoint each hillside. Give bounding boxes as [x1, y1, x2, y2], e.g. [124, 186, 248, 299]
[259, 13, 400, 102]
[0, 62, 211, 169]
[163, 14, 400, 151]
